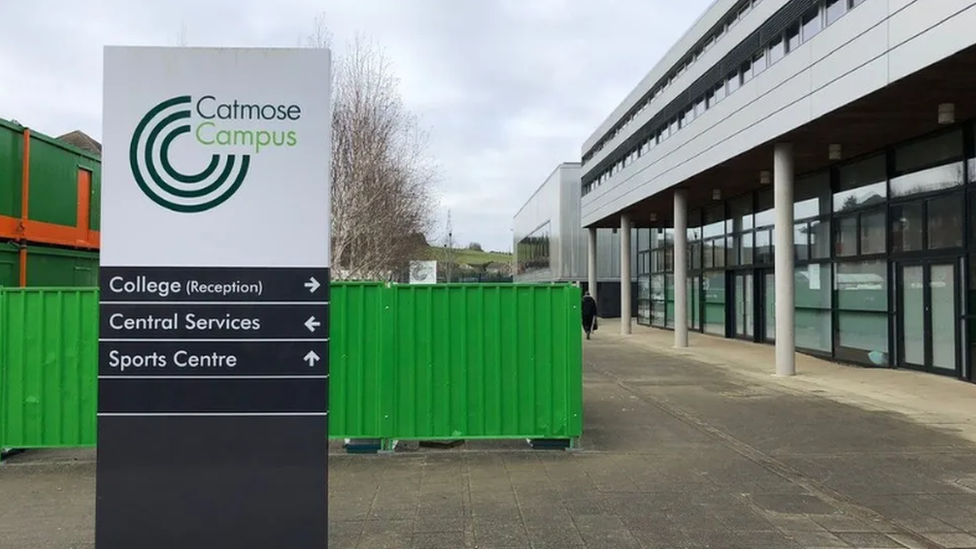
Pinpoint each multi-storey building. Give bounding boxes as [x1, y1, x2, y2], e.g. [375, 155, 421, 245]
[581, 0, 976, 382]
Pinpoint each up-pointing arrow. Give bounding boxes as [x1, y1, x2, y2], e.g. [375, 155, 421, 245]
[304, 350, 320, 367]
[304, 277, 321, 294]
[304, 316, 321, 332]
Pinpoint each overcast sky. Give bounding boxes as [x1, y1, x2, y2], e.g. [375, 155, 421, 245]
[2, 0, 712, 253]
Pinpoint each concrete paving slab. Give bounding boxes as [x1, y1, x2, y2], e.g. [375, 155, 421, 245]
[3, 329, 976, 548]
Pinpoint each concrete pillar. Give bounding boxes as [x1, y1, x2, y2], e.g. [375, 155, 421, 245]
[774, 143, 795, 376]
[620, 214, 633, 335]
[673, 190, 688, 348]
[586, 227, 598, 304]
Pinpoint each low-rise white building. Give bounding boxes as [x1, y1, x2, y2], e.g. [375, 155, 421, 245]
[513, 162, 638, 317]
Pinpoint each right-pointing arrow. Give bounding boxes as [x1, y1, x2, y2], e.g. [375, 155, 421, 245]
[304, 277, 321, 294]
[304, 316, 321, 332]
[304, 350, 320, 367]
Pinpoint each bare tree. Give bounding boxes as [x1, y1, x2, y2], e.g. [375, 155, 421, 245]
[306, 15, 439, 281]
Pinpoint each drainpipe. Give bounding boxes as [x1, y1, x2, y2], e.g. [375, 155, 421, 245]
[19, 128, 30, 287]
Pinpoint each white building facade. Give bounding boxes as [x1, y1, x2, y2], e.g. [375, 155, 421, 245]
[581, 0, 976, 383]
[514, 162, 638, 317]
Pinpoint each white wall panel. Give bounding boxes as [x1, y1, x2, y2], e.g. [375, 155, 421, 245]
[581, 0, 976, 227]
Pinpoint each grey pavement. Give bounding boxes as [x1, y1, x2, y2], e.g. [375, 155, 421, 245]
[3, 335, 976, 548]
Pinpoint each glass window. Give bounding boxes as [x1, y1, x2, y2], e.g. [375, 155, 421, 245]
[741, 59, 753, 85]
[665, 274, 676, 328]
[753, 49, 767, 77]
[796, 263, 832, 309]
[738, 232, 754, 265]
[835, 154, 887, 212]
[891, 203, 923, 253]
[516, 222, 551, 276]
[727, 71, 740, 95]
[928, 195, 964, 249]
[837, 311, 889, 363]
[795, 222, 810, 261]
[715, 238, 728, 268]
[860, 210, 886, 255]
[703, 206, 726, 237]
[836, 260, 888, 311]
[695, 97, 706, 117]
[801, 5, 823, 42]
[835, 216, 858, 257]
[810, 219, 831, 259]
[714, 81, 727, 103]
[797, 308, 832, 352]
[826, 0, 846, 25]
[769, 35, 785, 64]
[690, 241, 702, 271]
[891, 162, 964, 197]
[730, 194, 754, 232]
[786, 23, 801, 52]
[755, 229, 773, 264]
[795, 171, 831, 219]
[704, 241, 715, 269]
[755, 188, 775, 227]
[705, 89, 716, 109]
[895, 130, 963, 174]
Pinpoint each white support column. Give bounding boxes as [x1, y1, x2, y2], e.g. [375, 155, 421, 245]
[673, 190, 688, 348]
[587, 227, 598, 303]
[774, 143, 796, 376]
[620, 214, 632, 335]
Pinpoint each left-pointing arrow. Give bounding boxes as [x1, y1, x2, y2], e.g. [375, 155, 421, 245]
[304, 316, 321, 332]
[304, 350, 320, 367]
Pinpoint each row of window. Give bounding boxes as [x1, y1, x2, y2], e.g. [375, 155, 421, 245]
[635, 124, 975, 274]
[582, 0, 868, 197]
[583, 0, 764, 165]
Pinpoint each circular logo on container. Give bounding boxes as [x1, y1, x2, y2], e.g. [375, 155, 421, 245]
[129, 95, 250, 213]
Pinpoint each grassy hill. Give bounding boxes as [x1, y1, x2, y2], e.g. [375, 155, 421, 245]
[424, 246, 512, 266]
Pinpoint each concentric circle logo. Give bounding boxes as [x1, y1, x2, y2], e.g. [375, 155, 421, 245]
[129, 95, 250, 213]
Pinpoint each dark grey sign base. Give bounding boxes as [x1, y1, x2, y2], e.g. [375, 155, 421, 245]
[94, 415, 328, 549]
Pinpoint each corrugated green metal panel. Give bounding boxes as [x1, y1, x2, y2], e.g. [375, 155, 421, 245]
[0, 288, 98, 449]
[27, 139, 81, 227]
[26, 246, 99, 287]
[0, 123, 22, 218]
[328, 282, 393, 439]
[0, 242, 17, 287]
[0, 283, 583, 450]
[389, 284, 582, 439]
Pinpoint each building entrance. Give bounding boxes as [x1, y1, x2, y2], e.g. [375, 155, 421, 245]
[897, 260, 961, 376]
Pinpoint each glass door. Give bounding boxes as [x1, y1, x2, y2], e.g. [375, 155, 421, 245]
[733, 271, 755, 340]
[760, 269, 775, 343]
[897, 261, 960, 376]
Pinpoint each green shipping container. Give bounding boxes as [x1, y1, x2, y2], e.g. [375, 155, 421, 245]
[0, 283, 583, 454]
[0, 117, 102, 231]
[0, 242, 98, 288]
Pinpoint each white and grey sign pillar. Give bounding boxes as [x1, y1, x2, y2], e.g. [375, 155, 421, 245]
[774, 142, 796, 376]
[673, 189, 688, 348]
[95, 46, 332, 548]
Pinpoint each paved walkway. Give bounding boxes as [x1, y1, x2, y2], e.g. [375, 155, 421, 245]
[2, 326, 976, 548]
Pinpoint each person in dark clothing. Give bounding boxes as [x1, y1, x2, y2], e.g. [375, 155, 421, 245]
[581, 291, 598, 340]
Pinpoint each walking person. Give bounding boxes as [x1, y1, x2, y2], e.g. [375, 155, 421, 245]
[582, 291, 598, 340]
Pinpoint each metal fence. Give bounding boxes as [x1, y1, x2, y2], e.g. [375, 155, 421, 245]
[0, 283, 582, 455]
